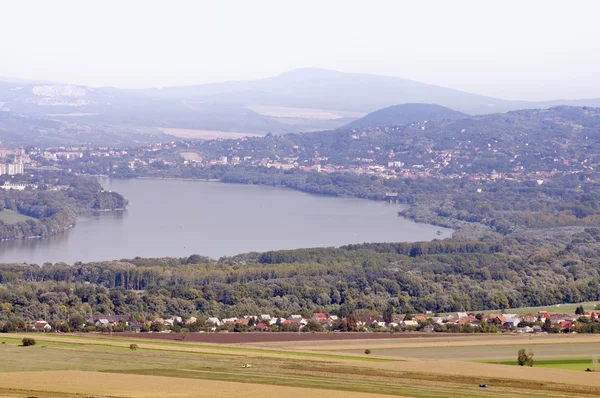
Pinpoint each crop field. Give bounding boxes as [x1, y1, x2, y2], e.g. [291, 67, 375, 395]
[160, 128, 263, 140]
[1, 333, 600, 397]
[437, 301, 600, 316]
[0, 209, 35, 224]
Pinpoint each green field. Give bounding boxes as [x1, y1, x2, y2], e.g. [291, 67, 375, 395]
[0, 209, 35, 224]
[494, 358, 598, 371]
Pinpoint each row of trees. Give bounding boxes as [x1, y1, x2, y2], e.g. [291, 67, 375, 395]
[2, 230, 600, 323]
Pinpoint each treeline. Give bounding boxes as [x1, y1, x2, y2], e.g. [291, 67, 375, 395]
[0, 173, 127, 240]
[2, 230, 600, 323]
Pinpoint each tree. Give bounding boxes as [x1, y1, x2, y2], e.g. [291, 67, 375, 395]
[180, 327, 190, 340]
[542, 318, 552, 333]
[304, 319, 323, 332]
[364, 349, 371, 355]
[517, 349, 528, 366]
[129, 344, 138, 351]
[21, 337, 36, 347]
[517, 348, 534, 367]
[383, 305, 395, 324]
[575, 305, 585, 315]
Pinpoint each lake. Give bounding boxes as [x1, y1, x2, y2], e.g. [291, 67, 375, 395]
[0, 179, 452, 264]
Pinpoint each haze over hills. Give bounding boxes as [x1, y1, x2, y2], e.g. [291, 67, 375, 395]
[1, 68, 600, 146]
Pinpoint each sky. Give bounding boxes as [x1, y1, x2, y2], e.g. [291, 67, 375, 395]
[1, 0, 599, 101]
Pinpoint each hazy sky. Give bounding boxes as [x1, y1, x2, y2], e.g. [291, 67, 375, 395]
[1, 0, 599, 101]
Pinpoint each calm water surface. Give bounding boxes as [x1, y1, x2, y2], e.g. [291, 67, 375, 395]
[0, 179, 451, 264]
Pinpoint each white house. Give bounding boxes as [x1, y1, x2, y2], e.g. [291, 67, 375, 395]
[206, 317, 222, 326]
[33, 320, 52, 331]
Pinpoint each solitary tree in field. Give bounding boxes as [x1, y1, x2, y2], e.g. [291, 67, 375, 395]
[527, 350, 534, 367]
[517, 348, 534, 366]
[364, 349, 371, 355]
[517, 349, 528, 366]
[129, 344, 138, 351]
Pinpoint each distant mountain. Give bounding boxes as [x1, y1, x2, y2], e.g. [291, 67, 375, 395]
[136, 68, 516, 115]
[2, 69, 600, 145]
[341, 103, 467, 130]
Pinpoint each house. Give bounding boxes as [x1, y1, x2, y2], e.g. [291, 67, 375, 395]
[206, 317, 222, 326]
[164, 316, 183, 327]
[538, 311, 550, 321]
[129, 321, 143, 332]
[185, 317, 198, 324]
[520, 315, 538, 324]
[260, 314, 272, 321]
[503, 315, 521, 327]
[33, 321, 52, 331]
[585, 311, 598, 319]
[456, 312, 468, 319]
[413, 315, 427, 323]
[560, 321, 573, 331]
[288, 314, 303, 320]
[423, 324, 436, 332]
[516, 326, 533, 333]
[532, 325, 543, 333]
[359, 317, 386, 328]
[312, 313, 327, 322]
[254, 323, 270, 331]
[401, 319, 419, 327]
[88, 315, 132, 327]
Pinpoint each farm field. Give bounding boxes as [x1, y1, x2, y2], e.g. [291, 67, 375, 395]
[160, 128, 263, 140]
[248, 105, 365, 120]
[440, 301, 600, 316]
[1, 333, 600, 397]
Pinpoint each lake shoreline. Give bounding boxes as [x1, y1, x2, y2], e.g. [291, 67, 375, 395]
[0, 179, 451, 264]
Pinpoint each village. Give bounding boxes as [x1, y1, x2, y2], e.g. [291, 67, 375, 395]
[25, 308, 600, 335]
[22, 133, 595, 187]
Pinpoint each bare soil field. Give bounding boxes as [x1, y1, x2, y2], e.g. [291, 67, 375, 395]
[249, 105, 364, 120]
[256, 333, 600, 352]
[0, 370, 398, 398]
[161, 128, 262, 140]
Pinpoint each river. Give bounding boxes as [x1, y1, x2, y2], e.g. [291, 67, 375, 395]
[0, 179, 452, 264]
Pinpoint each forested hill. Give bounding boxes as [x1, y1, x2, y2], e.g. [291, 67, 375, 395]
[341, 103, 467, 130]
[0, 174, 127, 240]
[189, 106, 600, 175]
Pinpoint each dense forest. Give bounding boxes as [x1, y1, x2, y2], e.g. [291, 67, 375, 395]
[0, 174, 127, 240]
[1, 229, 600, 326]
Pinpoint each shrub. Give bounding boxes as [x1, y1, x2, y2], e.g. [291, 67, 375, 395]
[364, 349, 371, 355]
[21, 337, 36, 347]
[129, 344, 138, 351]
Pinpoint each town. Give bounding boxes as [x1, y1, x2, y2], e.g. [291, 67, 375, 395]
[21, 307, 600, 335]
